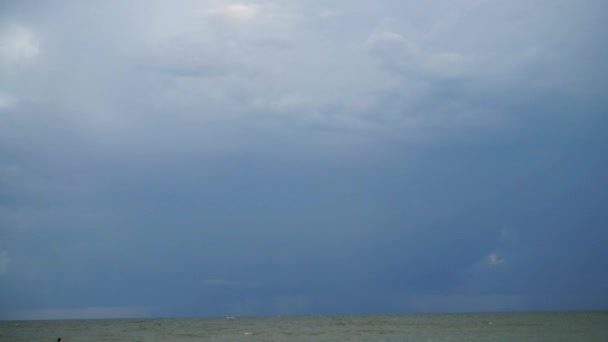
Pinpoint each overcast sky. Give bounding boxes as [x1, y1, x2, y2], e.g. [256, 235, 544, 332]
[1, 0, 607, 319]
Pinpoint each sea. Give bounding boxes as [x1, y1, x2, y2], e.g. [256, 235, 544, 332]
[1, 311, 607, 341]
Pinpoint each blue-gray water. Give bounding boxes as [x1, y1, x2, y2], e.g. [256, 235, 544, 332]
[2, 311, 607, 341]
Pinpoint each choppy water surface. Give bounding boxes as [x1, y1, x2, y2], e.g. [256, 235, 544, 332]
[2, 311, 607, 341]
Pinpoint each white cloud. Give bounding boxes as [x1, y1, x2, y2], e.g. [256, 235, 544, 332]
[367, 30, 469, 78]
[0, 251, 8, 274]
[0, 25, 40, 63]
[488, 252, 505, 266]
[369, 30, 406, 44]
[199, 3, 260, 21]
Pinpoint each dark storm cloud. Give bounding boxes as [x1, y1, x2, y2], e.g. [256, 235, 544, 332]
[1, 0, 607, 319]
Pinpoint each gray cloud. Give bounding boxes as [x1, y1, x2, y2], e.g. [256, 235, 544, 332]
[1, 0, 607, 318]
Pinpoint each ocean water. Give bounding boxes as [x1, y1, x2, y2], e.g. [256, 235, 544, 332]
[1, 311, 607, 341]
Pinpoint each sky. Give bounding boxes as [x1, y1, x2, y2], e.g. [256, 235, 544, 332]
[1, 0, 607, 319]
